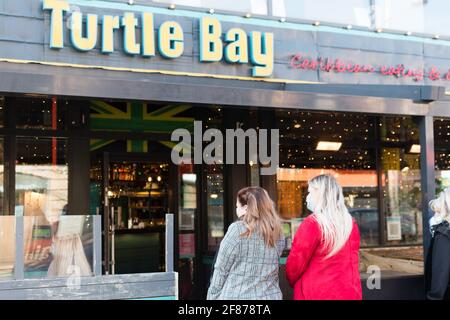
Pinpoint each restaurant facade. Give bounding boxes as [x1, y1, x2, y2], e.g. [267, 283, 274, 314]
[0, 0, 449, 299]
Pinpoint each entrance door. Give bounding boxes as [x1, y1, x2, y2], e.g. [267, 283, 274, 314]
[92, 152, 174, 275]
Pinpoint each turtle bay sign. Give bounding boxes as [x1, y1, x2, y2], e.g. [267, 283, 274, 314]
[42, 0, 274, 77]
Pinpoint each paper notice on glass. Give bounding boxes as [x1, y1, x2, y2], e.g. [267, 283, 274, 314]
[56, 216, 85, 238]
[387, 216, 402, 241]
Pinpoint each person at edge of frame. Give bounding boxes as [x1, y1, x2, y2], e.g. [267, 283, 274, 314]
[426, 187, 450, 300]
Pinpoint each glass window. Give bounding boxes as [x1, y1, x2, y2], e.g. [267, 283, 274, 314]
[153, 0, 268, 15]
[380, 116, 422, 245]
[275, 110, 379, 247]
[15, 137, 68, 218]
[0, 216, 15, 279]
[0, 139, 4, 215]
[272, 0, 371, 27]
[0, 96, 5, 127]
[206, 164, 224, 252]
[381, 147, 422, 245]
[435, 117, 450, 192]
[374, 0, 450, 36]
[201, 106, 225, 253]
[15, 98, 66, 130]
[23, 215, 94, 279]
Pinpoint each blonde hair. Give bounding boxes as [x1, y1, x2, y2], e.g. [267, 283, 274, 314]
[308, 174, 353, 259]
[429, 187, 450, 223]
[237, 187, 283, 247]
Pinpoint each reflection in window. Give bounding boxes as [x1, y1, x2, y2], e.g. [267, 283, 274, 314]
[178, 164, 197, 299]
[382, 147, 422, 245]
[272, 0, 371, 27]
[0, 139, 4, 215]
[23, 215, 93, 279]
[380, 117, 422, 246]
[153, 0, 268, 15]
[434, 118, 450, 193]
[206, 165, 224, 252]
[0, 96, 4, 127]
[15, 137, 68, 220]
[0, 216, 15, 279]
[15, 98, 66, 130]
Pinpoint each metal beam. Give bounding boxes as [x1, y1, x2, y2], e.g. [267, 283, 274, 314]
[0, 69, 444, 117]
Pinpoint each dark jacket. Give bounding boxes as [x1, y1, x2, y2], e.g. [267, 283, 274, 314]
[425, 220, 450, 300]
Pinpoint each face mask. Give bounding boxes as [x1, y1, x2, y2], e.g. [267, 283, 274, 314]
[236, 205, 247, 218]
[306, 193, 315, 213]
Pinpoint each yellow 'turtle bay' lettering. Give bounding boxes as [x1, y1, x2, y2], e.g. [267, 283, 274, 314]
[102, 15, 120, 53]
[42, 1, 275, 77]
[158, 21, 184, 59]
[70, 12, 98, 51]
[43, 0, 70, 49]
[142, 12, 156, 57]
[199, 17, 223, 62]
[121, 12, 140, 55]
[224, 28, 249, 64]
[249, 31, 274, 77]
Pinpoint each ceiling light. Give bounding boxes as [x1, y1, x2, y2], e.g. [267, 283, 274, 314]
[313, 21, 320, 26]
[169, 4, 176, 10]
[316, 141, 342, 151]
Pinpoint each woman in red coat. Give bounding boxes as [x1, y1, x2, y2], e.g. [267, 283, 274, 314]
[286, 174, 362, 300]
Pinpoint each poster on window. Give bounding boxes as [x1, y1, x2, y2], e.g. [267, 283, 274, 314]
[179, 233, 195, 259]
[386, 216, 402, 241]
[179, 208, 195, 231]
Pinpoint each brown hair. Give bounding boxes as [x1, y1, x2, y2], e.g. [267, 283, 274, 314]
[237, 186, 283, 247]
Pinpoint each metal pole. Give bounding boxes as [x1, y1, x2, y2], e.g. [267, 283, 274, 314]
[93, 215, 102, 276]
[418, 115, 436, 263]
[165, 213, 174, 273]
[111, 206, 115, 275]
[14, 216, 24, 280]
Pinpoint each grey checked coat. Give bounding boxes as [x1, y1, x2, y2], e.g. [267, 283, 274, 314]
[207, 221, 285, 300]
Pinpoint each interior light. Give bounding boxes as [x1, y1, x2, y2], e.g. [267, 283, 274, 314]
[409, 144, 421, 154]
[316, 141, 342, 151]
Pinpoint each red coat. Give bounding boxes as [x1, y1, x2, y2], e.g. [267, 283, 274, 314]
[286, 214, 362, 300]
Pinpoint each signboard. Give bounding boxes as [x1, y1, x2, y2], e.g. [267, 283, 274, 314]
[42, 0, 274, 77]
[4, 0, 450, 88]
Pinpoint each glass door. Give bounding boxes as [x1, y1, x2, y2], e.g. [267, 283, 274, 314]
[90, 150, 171, 275]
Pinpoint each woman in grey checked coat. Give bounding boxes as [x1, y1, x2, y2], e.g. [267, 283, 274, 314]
[207, 186, 285, 300]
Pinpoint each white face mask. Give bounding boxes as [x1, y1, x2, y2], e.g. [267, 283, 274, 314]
[236, 204, 247, 218]
[306, 187, 318, 213]
[306, 193, 315, 212]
